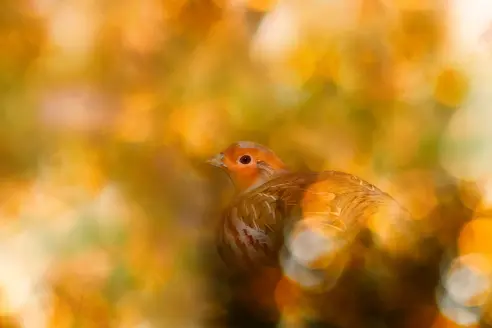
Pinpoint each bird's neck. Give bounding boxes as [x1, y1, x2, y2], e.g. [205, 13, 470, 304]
[236, 167, 290, 194]
[241, 176, 270, 194]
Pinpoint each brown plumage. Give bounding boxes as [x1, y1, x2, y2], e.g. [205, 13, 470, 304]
[208, 142, 416, 271]
[207, 141, 422, 327]
[218, 170, 407, 267]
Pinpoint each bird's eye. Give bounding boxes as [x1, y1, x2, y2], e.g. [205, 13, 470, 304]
[238, 155, 252, 165]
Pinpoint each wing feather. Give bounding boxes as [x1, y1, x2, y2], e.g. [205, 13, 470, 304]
[217, 170, 410, 267]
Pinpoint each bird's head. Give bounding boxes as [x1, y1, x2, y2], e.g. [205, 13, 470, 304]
[206, 141, 289, 193]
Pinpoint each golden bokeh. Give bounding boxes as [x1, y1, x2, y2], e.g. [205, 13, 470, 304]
[0, 0, 491, 326]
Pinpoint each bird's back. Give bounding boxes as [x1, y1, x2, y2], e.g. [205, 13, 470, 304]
[216, 170, 411, 269]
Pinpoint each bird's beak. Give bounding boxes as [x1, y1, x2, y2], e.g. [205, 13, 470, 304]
[206, 153, 226, 168]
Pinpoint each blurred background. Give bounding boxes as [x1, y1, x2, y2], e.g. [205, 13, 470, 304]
[2, 0, 492, 327]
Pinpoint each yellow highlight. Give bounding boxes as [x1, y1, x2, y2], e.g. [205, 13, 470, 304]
[459, 218, 492, 256]
[434, 68, 469, 108]
[248, 0, 278, 12]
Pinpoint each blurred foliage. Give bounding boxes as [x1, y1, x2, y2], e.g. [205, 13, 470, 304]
[0, 0, 491, 327]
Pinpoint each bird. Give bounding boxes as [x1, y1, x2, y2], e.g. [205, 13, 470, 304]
[207, 141, 420, 269]
[206, 141, 426, 327]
